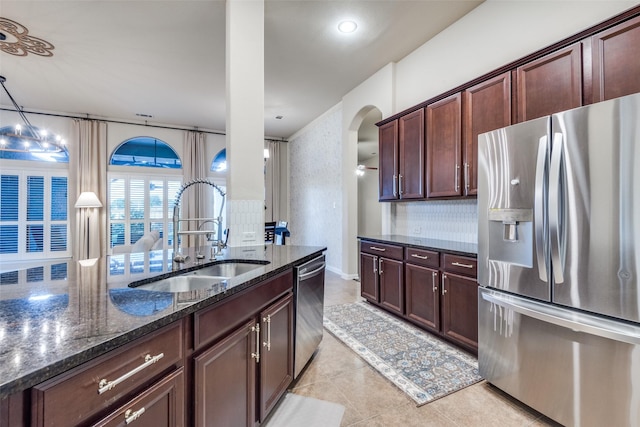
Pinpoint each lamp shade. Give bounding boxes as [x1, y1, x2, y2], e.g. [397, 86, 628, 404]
[75, 191, 103, 208]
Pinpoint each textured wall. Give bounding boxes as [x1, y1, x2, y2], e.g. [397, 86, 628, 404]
[392, 199, 478, 243]
[289, 106, 343, 271]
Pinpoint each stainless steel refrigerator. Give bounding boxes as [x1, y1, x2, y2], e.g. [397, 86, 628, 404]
[477, 93, 640, 427]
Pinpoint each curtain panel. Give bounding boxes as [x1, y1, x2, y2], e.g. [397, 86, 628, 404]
[182, 131, 208, 247]
[71, 119, 108, 260]
[265, 140, 282, 221]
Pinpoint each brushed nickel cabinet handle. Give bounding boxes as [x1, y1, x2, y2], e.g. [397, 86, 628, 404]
[442, 274, 447, 296]
[464, 163, 470, 190]
[411, 254, 429, 260]
[432, 271, 437, 293]
[369, 246, 386, 252]
[393, 175, 397, 197]
[251, 323, 260, 363]
[98, 353, 164, 395]
[399, 174, 404, 195]
[373, 256, 377, 274]
[451, 261, 474, 269]
[379, 258, 383, 275]
[455, 164, 460, 192]
[263, 315, 271, 351]
[125, 408, 146, 424]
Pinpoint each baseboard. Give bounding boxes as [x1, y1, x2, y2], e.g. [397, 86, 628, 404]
[325, 265, 358, 281]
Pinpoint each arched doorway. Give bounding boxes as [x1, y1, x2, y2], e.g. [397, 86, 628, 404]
[356, 109, 382, 237]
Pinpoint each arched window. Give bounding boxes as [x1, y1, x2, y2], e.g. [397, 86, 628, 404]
[108, 137, 182, 253]
[110, 136, 181, 168]
[211, 148, 227, 172]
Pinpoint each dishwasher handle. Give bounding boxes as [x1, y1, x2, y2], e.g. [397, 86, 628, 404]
[298, 262, 326, 281]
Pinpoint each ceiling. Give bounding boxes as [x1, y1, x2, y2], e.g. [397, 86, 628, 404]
[0, 1, 483, 139]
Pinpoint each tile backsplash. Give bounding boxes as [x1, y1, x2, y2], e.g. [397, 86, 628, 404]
[227, 199, 264, 246]
[391, 199, 478, 243]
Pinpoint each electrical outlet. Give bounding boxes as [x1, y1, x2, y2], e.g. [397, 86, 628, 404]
[242, 231, 256, 242]
[413, 226, 421, 235]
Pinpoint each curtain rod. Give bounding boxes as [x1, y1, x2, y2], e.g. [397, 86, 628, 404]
[0, 107, 289, 142]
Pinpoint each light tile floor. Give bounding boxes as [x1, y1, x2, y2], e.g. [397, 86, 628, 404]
[289, 271, 562, 427]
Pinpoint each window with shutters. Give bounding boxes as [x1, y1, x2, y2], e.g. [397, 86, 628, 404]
[108, 137, 182, 254]
[0, 168, 69, 261]
[108, 174, 182, 252]
[0, 125, 69, 262]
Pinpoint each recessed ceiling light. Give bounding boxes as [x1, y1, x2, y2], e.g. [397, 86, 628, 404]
[338, 20, 357, 34]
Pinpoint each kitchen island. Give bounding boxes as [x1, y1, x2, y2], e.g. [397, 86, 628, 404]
[0, 244, 325, 426]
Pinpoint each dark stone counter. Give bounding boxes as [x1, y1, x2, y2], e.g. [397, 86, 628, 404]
[357, 234, 477, 257]
[0, 244, 325, 398]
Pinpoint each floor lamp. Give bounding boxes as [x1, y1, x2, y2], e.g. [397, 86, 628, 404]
[75, 192, 103, 259]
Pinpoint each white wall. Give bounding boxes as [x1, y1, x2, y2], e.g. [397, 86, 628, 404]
[290, 0, 637, 277]
[288, 105, 343, 273]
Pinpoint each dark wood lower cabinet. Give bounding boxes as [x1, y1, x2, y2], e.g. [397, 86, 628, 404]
[194, 319, 257, 427]
[360, 252, 379, 302]
[405, 263, 439, 332]
[93, 368, 185, 427]
[360, 240, 478, 355]
[194, 292, 294, 427]
[441, 272, 479, 352]
[259, 294, 294, 420]
[379, 258, 404, 316]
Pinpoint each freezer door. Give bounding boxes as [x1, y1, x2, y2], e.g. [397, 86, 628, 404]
[478, 288, 640, 427]
[551, 93, 640, 323]
[478, 117, 551, 301]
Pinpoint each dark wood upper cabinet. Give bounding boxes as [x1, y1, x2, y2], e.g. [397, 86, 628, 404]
[515, 43, 583, 122]
[591, 15, 640, 103]
[426, 93, 462, 198]
[463, 72, 511, 196]
[378, 120, 398, 201]
[398, 109, 425, 199]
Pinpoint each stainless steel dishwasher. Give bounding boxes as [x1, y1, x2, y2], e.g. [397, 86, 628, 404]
[293, 254, 326, 378]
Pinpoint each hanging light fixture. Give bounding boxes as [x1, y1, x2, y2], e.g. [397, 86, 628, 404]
[355, 164, 378, 177]
[0, 75, 67, 154]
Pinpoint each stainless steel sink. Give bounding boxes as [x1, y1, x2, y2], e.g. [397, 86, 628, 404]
[129, 262, 266, 293]
[133, 275, 229, 293]
[179, 262, 264, 278]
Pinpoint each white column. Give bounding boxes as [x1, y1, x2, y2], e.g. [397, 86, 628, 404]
[225, 0, 265, 246]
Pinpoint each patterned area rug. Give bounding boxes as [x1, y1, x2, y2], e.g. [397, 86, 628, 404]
[323, 301, 482, 406]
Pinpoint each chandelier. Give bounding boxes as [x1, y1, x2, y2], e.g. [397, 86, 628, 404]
[0, 75, 67, 154]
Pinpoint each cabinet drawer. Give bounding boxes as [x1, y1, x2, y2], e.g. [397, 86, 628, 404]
[194, 270, 293, 350]
[360, 241, 403, 261]
[92, 367, 184, 427]
[442, 253, 477, 278]
[405, 247, 439, 268]
[32, 320, 183, 427]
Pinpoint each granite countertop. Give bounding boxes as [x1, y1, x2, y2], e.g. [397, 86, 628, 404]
[358, 234, 477, 257]
[0, 244, 325, 398]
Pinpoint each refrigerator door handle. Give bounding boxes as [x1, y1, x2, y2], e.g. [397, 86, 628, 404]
[549, 132, 565, 284]
[534, 135, 548, 282]
[481, 290, 640, 345]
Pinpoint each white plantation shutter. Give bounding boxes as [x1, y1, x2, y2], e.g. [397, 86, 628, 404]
[108, 174, 183, 251]
[0, 170, 69, 260]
